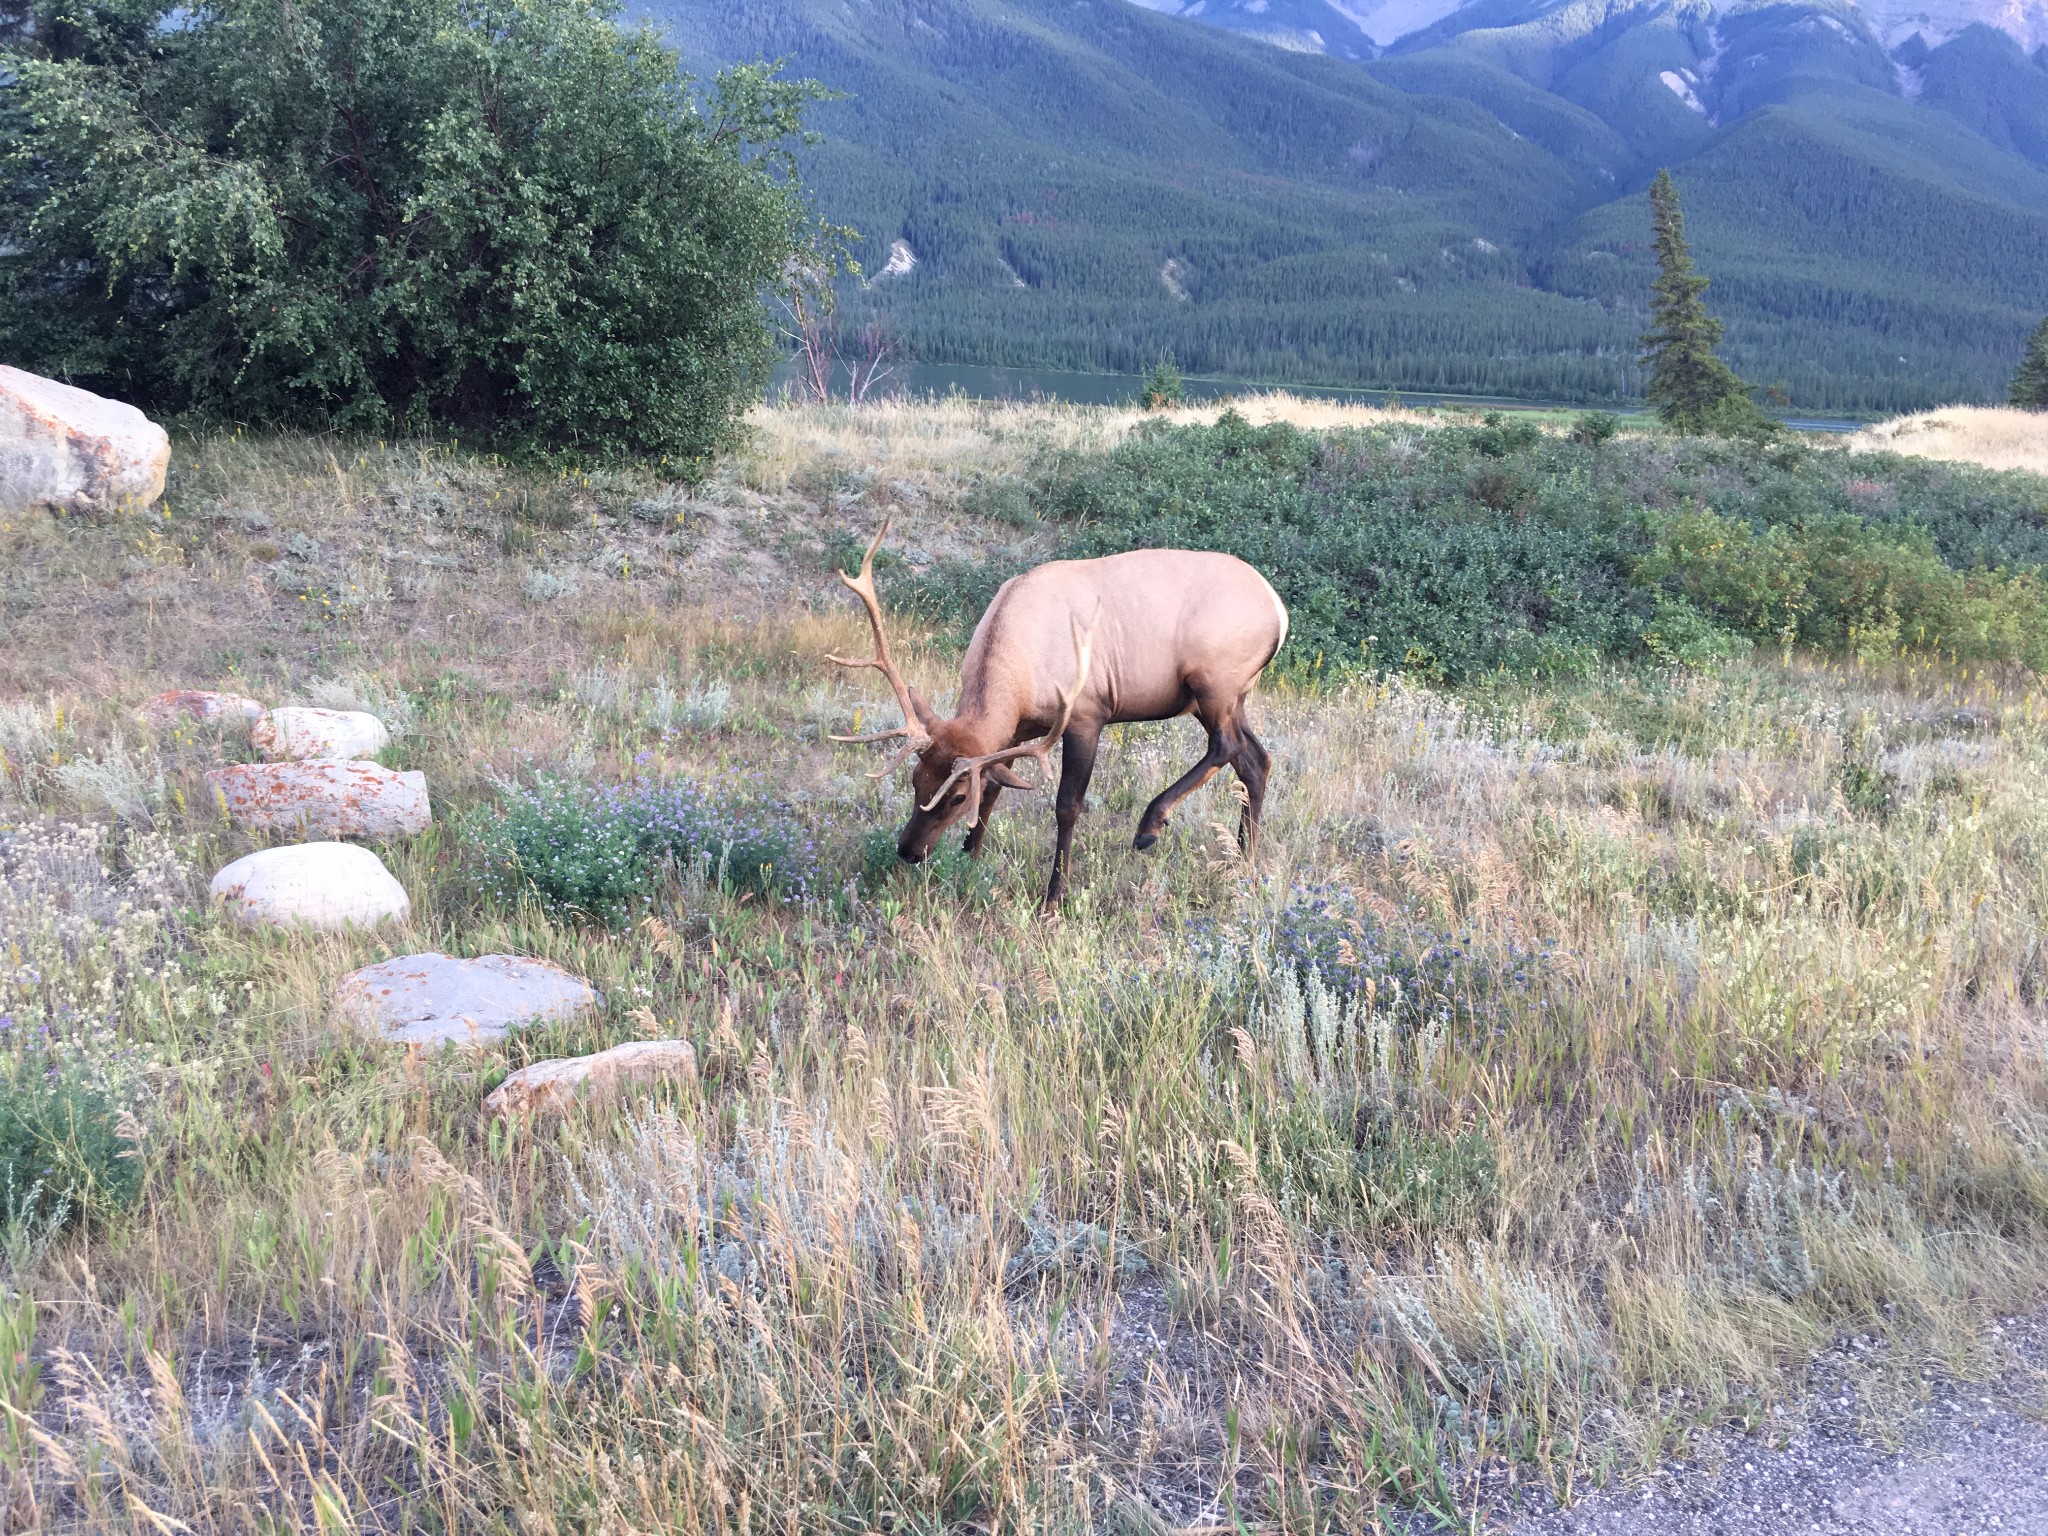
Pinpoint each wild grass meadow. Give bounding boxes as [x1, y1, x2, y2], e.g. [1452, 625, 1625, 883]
[0, 400, 2045, 1531]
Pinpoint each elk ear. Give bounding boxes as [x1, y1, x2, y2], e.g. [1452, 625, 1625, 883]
[908, 686, 940, 733]
[987, 764, 1033, 790]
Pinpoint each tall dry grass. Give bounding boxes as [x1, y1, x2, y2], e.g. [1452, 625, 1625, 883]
[738, 393, 1446, 498]
[0, 417, 2042, 1532]
[1849, 405, 2048, 475]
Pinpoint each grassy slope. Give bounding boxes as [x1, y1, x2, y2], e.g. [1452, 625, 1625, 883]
[0, 404, 2044, 1528]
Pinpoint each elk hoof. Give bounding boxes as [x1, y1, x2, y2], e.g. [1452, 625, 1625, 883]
[1132, 830, 1159, 851]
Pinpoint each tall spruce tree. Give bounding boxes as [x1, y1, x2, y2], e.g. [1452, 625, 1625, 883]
[1640, 169, 1767, 435]
[2013, 315, 2048, 410]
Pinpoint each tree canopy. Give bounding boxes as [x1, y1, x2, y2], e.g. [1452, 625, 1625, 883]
[0, 0, 827, 465]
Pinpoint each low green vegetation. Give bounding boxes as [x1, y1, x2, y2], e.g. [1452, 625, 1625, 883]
[1032, 412, 2048, 681]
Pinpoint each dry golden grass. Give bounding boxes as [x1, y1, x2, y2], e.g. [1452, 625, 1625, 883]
[0, 412, 2044, 1532]
[738, 392, 1445, 496]
[1848, 405, 2048, 475]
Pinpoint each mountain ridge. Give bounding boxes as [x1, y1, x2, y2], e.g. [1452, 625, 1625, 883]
[655, 0, 2048, 411]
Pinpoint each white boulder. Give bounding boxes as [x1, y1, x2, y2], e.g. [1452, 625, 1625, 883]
[334, 953, 601, 1049]
[205, 761, 430, 839]
[211, 843, 410, 930]
[0, 365, 170, 516]
[137, 690, 266, 729]
[252, 707, 390, 762]
[484, 1040, 698, 1118]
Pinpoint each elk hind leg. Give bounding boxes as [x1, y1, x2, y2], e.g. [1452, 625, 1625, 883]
[1133, 711, 1231, 851]
[1231, 711, 1271, 859]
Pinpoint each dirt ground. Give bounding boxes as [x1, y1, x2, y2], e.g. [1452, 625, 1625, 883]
[1507, 1316, 2048, 1535]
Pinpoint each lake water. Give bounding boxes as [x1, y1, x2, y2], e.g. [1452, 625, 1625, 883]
[799, 361, 1862, 432]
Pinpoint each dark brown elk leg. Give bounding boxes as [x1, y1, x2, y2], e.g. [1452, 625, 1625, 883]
[963, 780, 1004, 857]
[1045, 724, 1101, 909]
[1231, 711, 1271, 859]
[1134, 709, 1232, 851]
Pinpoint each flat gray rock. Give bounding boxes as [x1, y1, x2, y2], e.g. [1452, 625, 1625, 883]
[334, 953, 599, 1048]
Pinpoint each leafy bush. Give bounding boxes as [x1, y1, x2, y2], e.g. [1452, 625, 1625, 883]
[477, 776, 827, 926]
[1353, 1111, 1498, 1238]
[1571, 411, 1622, 449]
[0, 0, 825, 465]
[1636, 505, 2048, 668]
[1037, 414, 2048, 681]
[0, 1060, 143, 1231]
[1046, 413, 1644, 681]
[1139, 355, 1183, 409]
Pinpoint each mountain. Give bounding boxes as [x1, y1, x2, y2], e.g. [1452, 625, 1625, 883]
[655, 0, 2048, 412]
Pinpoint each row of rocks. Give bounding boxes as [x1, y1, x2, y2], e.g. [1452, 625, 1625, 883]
[143, 691, 426, 840]
[3, 365, 692, 1117]
[177, 690, 693, 1118]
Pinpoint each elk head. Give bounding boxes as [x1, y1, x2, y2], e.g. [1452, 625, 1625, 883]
[827, 520, 1094, 863]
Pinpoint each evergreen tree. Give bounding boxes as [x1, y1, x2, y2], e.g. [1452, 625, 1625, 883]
[2013, 315, 2048, 410]
[1639, 169, 1769, 435]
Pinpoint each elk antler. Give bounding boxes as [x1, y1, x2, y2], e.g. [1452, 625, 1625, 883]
[827, 517, 932, 758]
[923, 610, 1097, 828]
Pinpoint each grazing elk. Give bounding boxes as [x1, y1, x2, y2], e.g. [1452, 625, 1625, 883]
[827, 521, 1289, 908]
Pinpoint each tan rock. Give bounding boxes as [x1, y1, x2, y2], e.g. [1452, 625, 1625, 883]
[252, 707, 390, 762]
[138, 690, 266, 729]
[0, 365, 170, 515]
[484, 1040, 698, 1117]
[205, 760, 430, 839]
[210, 842, 410, 930]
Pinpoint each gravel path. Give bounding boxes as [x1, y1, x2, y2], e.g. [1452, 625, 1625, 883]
[1511, 1319, 2048, 1536]
[1512, 1401, 2048, 1535]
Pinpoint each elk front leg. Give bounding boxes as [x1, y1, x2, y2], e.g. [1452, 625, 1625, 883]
[963, 780, 1004, 857]
[1133, 724, 1230, 851]
[1045, 724, 1100, 909]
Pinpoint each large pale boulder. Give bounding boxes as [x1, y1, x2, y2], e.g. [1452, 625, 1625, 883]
[252, 707, 390, 762]
[211, 842, 410, 930]
[334, 953, 600, 1049]
[484, 1040, 698, 1118]
[0, 365, 170, 516]
[205, 761, 430, 839]
[138, 690, 266, 730]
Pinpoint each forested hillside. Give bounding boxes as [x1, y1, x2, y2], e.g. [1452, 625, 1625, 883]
[656, 0, 2048, 411]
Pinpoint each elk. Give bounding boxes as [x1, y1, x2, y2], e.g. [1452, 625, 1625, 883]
[827, 521, 1289, 908]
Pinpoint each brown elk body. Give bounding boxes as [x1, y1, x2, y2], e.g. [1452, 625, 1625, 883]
[829, 526, 1288, 908]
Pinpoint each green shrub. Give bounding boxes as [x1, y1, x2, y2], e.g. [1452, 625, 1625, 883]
[1634, 505, 2048, 669]
[0, 1065, 143, 1231]
[477, 777, 832, 926]
[0, 0, 826, 465]
[1139, 355, 1183, 409]
[1028, 414, 2048, 683]
[1045, 414, 1645, 681]
[1571, 411, 1623, 449]
[1354, 1110, 1498, 1238]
